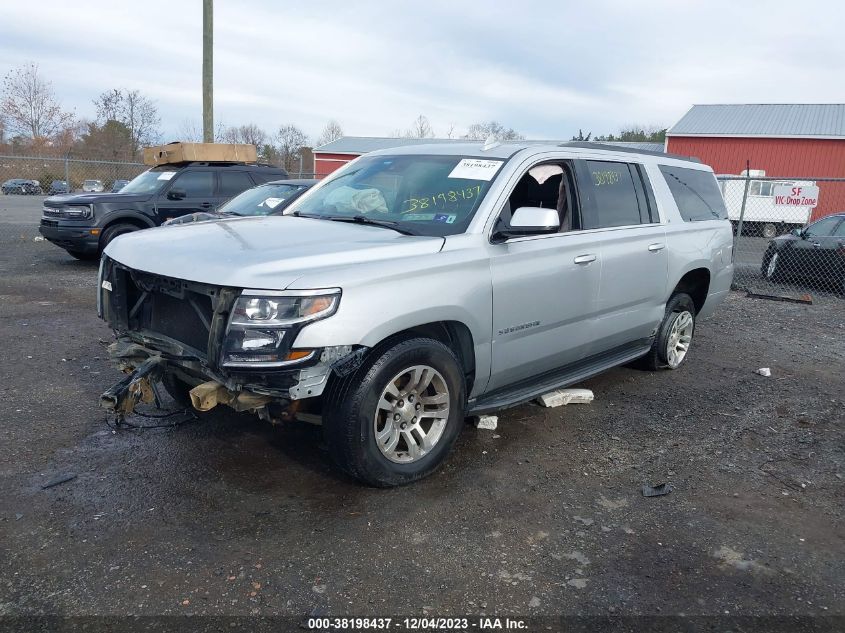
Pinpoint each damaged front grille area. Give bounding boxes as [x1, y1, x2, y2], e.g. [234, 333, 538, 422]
[100, 256, 235, 362]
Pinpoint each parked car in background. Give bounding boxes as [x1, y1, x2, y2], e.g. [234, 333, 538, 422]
[49, 180, 72, 195]
[111, 179, 130, 193]
[162, 178, 317, 226]
[98, 141, 733, 486]
[39, 161, 288, 260]
[2, 178, 42, 195]
[82, 180, 105, 193]
[762, 212, 845, 293]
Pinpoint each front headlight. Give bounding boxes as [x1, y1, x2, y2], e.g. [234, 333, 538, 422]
[61, 205, 93, 219]
[231, 291, 340, 327]
[222, 290, 340, 367]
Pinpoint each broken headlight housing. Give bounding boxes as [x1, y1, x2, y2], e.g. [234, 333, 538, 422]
[222, 289, 340, 368]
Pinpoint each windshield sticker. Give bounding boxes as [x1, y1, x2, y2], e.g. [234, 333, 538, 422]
[448, 158, 502, 181]
[402, 186, 482, 212]
[402, 213, 437, 221]
[262, 197, 286, 208]
[157, 172, 177, 181]
[434, 214, 457, 224]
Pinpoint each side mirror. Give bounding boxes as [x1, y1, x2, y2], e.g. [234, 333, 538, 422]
[497, 207, 560, 240]
[167, 188, 186, 201]
[791, 228, 803, 238]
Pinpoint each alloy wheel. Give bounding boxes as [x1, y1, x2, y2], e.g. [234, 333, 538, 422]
[373, 364, 450, 464]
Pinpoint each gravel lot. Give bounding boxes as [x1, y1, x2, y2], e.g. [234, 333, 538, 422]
[1, 218, 843, 625]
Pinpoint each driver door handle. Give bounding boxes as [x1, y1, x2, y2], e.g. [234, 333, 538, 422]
[200, 202, 213, 209]
[574, 254, 596, 265]
[811, 242, 821, 248]
[648, 242, 666, 252]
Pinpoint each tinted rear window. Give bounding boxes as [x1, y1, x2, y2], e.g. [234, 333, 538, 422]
[659, 165, 727, 221]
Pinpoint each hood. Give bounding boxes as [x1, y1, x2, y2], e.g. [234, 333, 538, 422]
[105, 216, 445, 289]
[44, 192, 150, 205]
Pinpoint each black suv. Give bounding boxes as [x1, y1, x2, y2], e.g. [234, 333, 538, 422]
[39, 162, 288, 260]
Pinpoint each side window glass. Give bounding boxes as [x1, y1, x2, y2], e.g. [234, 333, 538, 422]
[219, 171, 255, 196]
[832, 220, 845, 237]
[659, 165, 728, 221]
[805, 216, 840, 237]
[500, 162, 576, 233]
[582, 161, 642, 229]
[170, 171, 214, 198]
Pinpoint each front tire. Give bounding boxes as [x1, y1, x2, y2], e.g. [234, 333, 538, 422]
[67, 249, 99, 262]
[761, 249, 783, 281]
[99, 222, 138, 253]
[640, 293, 696, 371]
[323, 337, 466, 487]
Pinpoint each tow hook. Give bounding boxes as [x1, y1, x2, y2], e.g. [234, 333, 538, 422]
[100, 356, 163, 415]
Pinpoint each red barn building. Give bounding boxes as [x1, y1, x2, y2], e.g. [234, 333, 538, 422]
[666, 104, 845, 221]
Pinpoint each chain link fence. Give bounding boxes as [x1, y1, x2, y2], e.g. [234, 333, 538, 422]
[0, 154, 148, 195]
[1, 154, 315, 196]
[718, 175, 845, 298]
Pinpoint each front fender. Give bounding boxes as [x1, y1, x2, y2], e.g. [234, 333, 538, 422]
[99, 210, 156, 229]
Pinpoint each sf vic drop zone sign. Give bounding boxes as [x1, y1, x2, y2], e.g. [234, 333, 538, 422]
[773, 184, 819, 207]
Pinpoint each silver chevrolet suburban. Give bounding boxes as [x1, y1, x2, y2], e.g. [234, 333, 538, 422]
[98, 141, 733, 486]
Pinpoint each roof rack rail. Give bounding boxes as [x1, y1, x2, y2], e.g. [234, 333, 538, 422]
[560, 141, 700, 163]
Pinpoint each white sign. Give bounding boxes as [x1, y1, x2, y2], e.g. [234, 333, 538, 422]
[448, 158, 502, 181]
[773, 184, 819, 208]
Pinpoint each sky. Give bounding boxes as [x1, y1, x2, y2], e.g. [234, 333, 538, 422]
[1, 0, 844, 144]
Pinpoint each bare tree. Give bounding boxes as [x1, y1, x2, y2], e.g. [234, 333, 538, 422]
[406, 114, 435, 139]
[220, 123, 267, 147]
[274, 124, 309, 173]
[444, 123, 456, 139]
[178, 118, 202, 142]
[315, 120, 343, 147]
[1, 62, 74, 140]
[93, 88, 160, 154]
[463, 120, 523, 141]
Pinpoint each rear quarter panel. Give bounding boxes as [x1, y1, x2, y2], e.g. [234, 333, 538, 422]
[645, 160, 734, 319]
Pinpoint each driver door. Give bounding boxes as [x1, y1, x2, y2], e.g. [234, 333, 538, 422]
[155, 170, 217, 223]
[487, 160, 602, 391]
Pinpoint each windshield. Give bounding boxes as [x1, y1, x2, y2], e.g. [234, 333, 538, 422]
[120, 168, 179, 194]
[219, 183, 309, 216]
[288, 154, 505, 236]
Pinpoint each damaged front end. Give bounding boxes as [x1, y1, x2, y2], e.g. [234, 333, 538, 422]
[97, 256, 366, 423]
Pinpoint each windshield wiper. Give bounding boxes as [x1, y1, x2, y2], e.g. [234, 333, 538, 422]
[305, 214, 418, 235]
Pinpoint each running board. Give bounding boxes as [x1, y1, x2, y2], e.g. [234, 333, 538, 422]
[467, 340, 652, 415]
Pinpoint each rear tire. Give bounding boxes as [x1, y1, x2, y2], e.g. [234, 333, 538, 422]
[323, 337, 466, 487]
[640, 293, 696, 371]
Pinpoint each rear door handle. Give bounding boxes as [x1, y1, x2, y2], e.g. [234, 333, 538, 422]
[200, 202, 213, 209]
[811, 242, 821, 248]
[648, 242, 666, 252]
[574, 254, 597, 265]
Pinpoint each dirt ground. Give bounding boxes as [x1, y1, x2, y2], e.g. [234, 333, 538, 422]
[0, 223, 843, 627]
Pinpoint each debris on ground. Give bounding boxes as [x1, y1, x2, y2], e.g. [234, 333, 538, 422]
[746, 289, 812, 305]
[32, 236, 45, 242]
[537, 388, 594, 408]
[40, 473, 77, 490]
[755, 367, 772, 377]
[473, 415, 498, 430]
[642, 483, 673, 497]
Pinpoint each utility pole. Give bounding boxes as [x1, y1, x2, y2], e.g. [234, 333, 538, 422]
[202, 0, 213, 142]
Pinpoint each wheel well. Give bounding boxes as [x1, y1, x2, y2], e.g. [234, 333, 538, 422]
[672, 268, 710, 314]
[385, 321, 476, 393]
